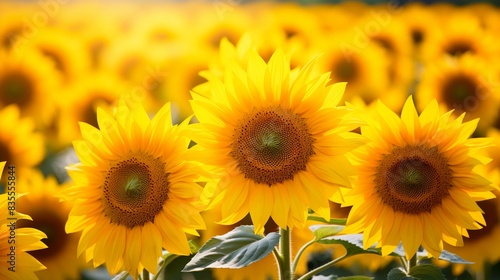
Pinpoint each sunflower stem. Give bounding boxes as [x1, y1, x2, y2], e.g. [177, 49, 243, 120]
[297, 254, 347, 280]
[142, 269, 150, 280]
[408, 254, 417, 272]
[292, 239, 316, 274]
[279, 227, 293, 280]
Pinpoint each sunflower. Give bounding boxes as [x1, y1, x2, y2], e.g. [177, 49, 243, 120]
[415, 55, 500, 134]
[0, 49, 61, 123]
[440, 128, 500, 275]
[191, 39, 365, 234]
[57, 72, 127, 146]
[398, 2, 439, 56]
[0, 105, 45, 183]
[15, 170, 83, 280]
[0, 163, 47, 280]
[63, 100, 206, 278]
[420, 10, 496, 61]
[342, 96, 497, 260]
[27, 28, 89, 83]
[313, 36, 390, 106]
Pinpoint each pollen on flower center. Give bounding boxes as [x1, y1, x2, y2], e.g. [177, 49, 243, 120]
[102, 152, 169, 228]
[231, 106, 315, 186]
[375, 145, 452, 214]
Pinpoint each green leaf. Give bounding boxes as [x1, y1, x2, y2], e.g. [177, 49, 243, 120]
[309, 225, 344, 241]
[387, 268, 416, 280]
[111, 271, 129, 280]
[409, 264, 446, 280]
[317, 234, 381, 257]
[438, 250, 473, 264]
[188, 239, 199, 254]
[182, 225, 280, 272]
[307, 215, 347, 225]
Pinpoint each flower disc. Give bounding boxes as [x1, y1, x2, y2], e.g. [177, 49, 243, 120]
[103, 153, 169, 228]
[232, 106, 314, 186]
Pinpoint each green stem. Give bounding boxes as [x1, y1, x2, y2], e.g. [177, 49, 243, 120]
[307, 215, 346, 225]
[297, 255, 347, 280]
[291, 239, 316, 274]
[399, 256, 409, 272]
[408, 254, 417, 273]
[142, 269, 150, 280]
[279, 227, 293, 280]
[272, 246, 284, 278]
[152, 254, 179, 280]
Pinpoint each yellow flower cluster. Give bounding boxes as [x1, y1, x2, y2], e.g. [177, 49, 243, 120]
[1, 1, 500, 280]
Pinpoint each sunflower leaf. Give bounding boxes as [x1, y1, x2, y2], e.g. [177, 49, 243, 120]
[317, 234, 381, 256]
[309, 225, 345, 241]
[409, 264, 446, 280]
[387, 267, 415, 280]
[182, 225, 280, 272]
[437, 250, 473, 264]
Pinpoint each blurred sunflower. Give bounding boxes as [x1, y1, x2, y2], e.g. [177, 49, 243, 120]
[63, 101, 206, 278]
[0, 163, 47, 280]
[28, 28, 90, 83]
[158, 45, 215, 122]
[16, 170, 83, 280]
[0, 10, 29, 51]
[356, 15, 414, 88]
[0, 49, 61, 123]
[57, 72, 127, 145]
[0, 105, 44, 182]
[191, 39, 365, 233]
[189, 4, 249, 52]
[343, 96, 497, 259]
[313, 37, 390, 106]
[415, 55, 500, 134]
[420, 12, 496, 61]
[399, 3, 439, 55]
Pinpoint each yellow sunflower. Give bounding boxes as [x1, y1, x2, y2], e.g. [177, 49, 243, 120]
[0, 105, 45, 182]
[439, 128, 500, 275]
[0, 163, 47, 280]
[57, 72, 127, 146]
[27, 28, 90, 83]
[343, 96, 497, 260]
[398, 2, 439, 56]
[313, 36, 390, 106]
[420, 10, 496, 61]
[16, 170, 83, 280]
[63, 100, 206, 278]
[415, 55, 500, 134]
[0, 49, 61, 123]
[191, 39, 365, 234]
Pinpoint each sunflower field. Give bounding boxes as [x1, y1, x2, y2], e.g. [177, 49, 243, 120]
[1, 1, 500, 280]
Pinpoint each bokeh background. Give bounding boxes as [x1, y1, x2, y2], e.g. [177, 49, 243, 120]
[1, 0, 500, 279]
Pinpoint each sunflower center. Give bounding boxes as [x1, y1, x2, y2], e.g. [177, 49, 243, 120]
[0, 140, 13, 169]
[442, 74, 477, 107]
[411, 29, 424, 45]
[231, 107, 314, 186]
[333, 58, 358, 83]
[376, 145, 452, 214]
[0, 71, 33, 108]
[445, 41, 473, 56]
[102, 152, 169, 228]
[466, 200, 499, 242]
[16, 208, 67, 260]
